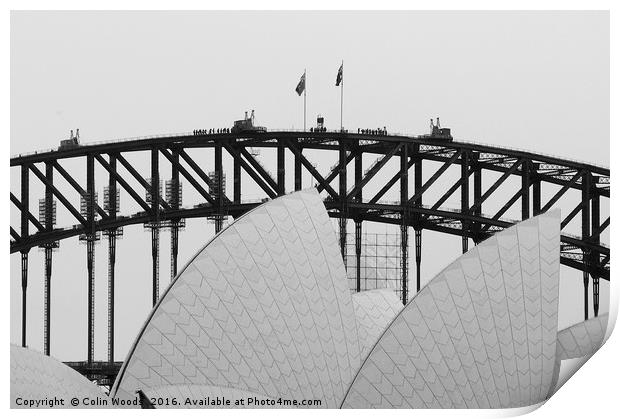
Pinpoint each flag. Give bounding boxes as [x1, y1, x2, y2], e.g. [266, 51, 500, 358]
[295, 72, 306, 96]
[336, 63, 343, 86]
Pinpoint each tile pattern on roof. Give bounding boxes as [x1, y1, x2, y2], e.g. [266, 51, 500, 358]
[556, 314, 609, 360]
[352, 289, 402, 359]
[112, 189, 360, 408]
[341, 211, 561, 409]
[10, 344, 110, 408]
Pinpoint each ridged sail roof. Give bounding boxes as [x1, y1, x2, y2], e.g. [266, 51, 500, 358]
[341, 211, 561, 408]
[11, 344, 110, 408]
[556, 314, 608, 360]
[112, 189, 360, 408]
[352, 289, 402, 359]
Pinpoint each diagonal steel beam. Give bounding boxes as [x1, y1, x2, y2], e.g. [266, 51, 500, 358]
[52, 161, 109, 220]
[320, 150, 357, 193]
[480, 187, 525, 233]
[540, 170, 585, 213]
[95, 155, 151, 212]
[178, 149, 232, 204]
[590, 217, 610, 241]
[10, 192, 45, 231]
[369, 156, 415, 205]
[429, 166, 475, 212]
[11, 226, 20, 241]
[285, 139, 339, 199]
[347, 143, 402, 201]
[469, 158, 524, 213]
[223, 144, 278, 199]
[408, 151, 461, 204]
[29, 163, 86, 225]
[239, 147, 279, 193]
[115, 153, 171, 210]
[160, 148, 215, 204]
[561, 201, 584, 229]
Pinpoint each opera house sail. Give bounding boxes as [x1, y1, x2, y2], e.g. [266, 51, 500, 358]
[10, 344, 111, 408]
[111, 189, 362, 407]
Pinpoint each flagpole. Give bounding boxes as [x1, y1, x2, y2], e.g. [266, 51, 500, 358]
[303, 69, 307, 132]
[340, 60, 343, 131]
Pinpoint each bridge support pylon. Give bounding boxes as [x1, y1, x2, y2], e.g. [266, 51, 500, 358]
[339, 140, 347, 260]
[86, 237, 95, 365]
[461, 150, 469, 254]
[151, 228, 159, 306]
[107, 234, 116, 363]
[170, 225, 179, 279]
[355, 220, 362, 292]
[21, 251, 28, 348]
[401, 223, 409, 305]
[415, 229, 422, 294]
[43, 247, 52, 355]
[582, 172, 591, 320]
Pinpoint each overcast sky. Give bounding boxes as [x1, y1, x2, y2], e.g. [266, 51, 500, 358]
[10, 11, 609, 362]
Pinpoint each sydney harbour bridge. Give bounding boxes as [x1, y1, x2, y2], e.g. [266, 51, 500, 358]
[10, 128, 610, 387]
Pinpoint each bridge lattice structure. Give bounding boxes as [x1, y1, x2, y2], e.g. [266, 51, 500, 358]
[10, 130, 609, 384]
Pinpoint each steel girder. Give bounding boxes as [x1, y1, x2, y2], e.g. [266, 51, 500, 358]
[11, 132, 610, 281]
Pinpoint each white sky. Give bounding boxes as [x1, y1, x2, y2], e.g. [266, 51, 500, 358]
[10, 11, 609, 362]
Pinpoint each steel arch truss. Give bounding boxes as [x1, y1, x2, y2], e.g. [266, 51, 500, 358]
[10, 131, 610, 357]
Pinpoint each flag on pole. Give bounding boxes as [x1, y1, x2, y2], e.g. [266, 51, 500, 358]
[295, 72, 306, 96]
[336, 63, 343, 86]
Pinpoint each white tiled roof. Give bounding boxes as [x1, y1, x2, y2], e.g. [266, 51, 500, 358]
[341, 211, 561, 409]
[112, 189, 360, 408]
[10, 344, 110, 408]
[352, 289, 402, 359]
[556, 314, 609, 360]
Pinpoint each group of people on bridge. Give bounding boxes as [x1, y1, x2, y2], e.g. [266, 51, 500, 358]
[358, 127, 388, 136]
[193, 128, 231, 135]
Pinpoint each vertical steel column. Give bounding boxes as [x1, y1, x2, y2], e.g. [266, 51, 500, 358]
[591, 189, 600, 317]
[170, 148, 180, 279]
[43, 247, 52, 355]
[107, 237, 116, 362]
[107, 236, 116, 362]
[151, 148, 160, 306]
[582, 172, 591, 320]
[151, 229, 159, 306]
[215, 140, 223, 233]
[400, 143, 409, 304]
[533, 173, 541, 216]
[354, 140, 363, 292]
[413, 144, 422, 293]
[234, 143, 241, 203]
[472, 152, 482, 244]
[277, 139, 285, 195]
[294, 140, 302, 191]
[86, 155, 95, 365]
[20, 165, 29, 347]
[21, 252, 28, 347]
[107, 155, 117, 363]
[521, 160, 530, 221]
[338, 140, 347, 260]
[44, 162, 53, 355]
[414, 230, 422, 294]
[461, 151, 469, 253]
[170, 227, 178, 278]
[355, 221, 362, 292]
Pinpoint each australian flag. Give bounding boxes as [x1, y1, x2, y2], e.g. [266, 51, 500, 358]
[295, 72, 306, 96]
[336, 64, 343, 86]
